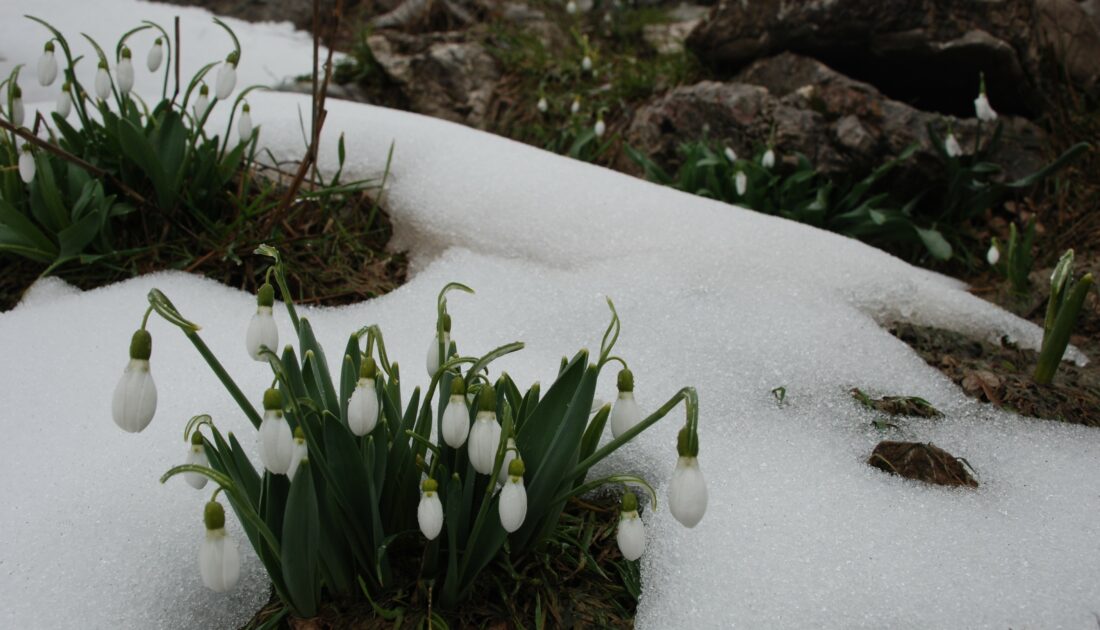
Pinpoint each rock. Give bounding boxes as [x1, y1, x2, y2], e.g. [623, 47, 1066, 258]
[367, 30, 500, 129]
[686, 0, 1100, 115]
[624, 53, 1046, 185]
[867, 441, 979, 488]
[642, 4, 711, 55]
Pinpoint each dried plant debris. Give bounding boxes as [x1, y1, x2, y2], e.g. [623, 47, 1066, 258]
[850, 388, 942, 418]
[867, 441, 978, 488]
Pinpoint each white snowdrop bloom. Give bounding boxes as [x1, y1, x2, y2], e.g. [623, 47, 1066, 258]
[347, 358, 380, 437]
[571, 97, 581, 115]
[468, 386, 502, 475]
[238, 103, 253, 143]
[498, 459, 527, 533]
[10, 85, 24, 126]
[184, 433, 209, 490]
[944, 132, 962, 158]
[594, 118, 606, 138]
[194, 84, 210, 120]
[761, 148, 775, 169]
[147, 38, 164, 72]
[37, 42, 58, 87]
[56, 83, 72, 118]
[537, 97, 548, 113]
[724, 146, 737, 163]
[426, 313, 451, 377]
[604, 11, 613, 24]
[199, 501, 240, 592]
[987, 242, 1000, 266]
[215, 54, 238, 100]
[735, 170, 748, 196]
[582, 55, 593, 72]
[258, 389, 294, 474]
[245, 283, 278, 361]
[286, 428, 307, 481]
[441, 378, 470, 448]
[418, 479, 444, 540]
[610, 368, 641, 438]
[112, 329, 157, 433]
[116, 48, 134, 95]
[669, 455, 708, 528]
[616, 492, 645, 561]
[566, 0, 578, 14]
[94, 61, 111, 101]
[974, 92, 997, 122]
[18, 145, 35, 184]
[497, 438, 519, 487]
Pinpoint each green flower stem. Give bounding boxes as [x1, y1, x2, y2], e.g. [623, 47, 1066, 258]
[183, 413, 213, 441]
[140, 305, 154, 330]
[139, 20, 173, 101]
[187, 330, 264, 428]
[598, 297, 621, 364]
[255, 245, 301, 334]
[1034, 273, 1093, 385]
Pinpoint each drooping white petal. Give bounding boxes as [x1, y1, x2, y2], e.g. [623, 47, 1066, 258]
[111, 359, 157, 433]
[497, 439, 518, 487]
[245, 306, 278, 361]
[571, 98, 581, 114]
[735, 171, 747, 196]
[537, 97, 548, 113]
[582, 56, 592, 72]
[441, 394, 470, 448]
[116, 58, 134, 95]
[566, 0, 578, 14]
[418, 491, 444, 540]
[986, 243, 1000, 266]
[286, 438, 308, 481]
[594, 119, 606, 138]
[944, 133, 962, 158]
[617, 511, 645, 560]
[199, 529, 240, 592]
[147, 42, 164, 72]
[668, 456, 708, 528]
[238, 110, 253, 143]
[194, 92, 210, 121]
[467, 411, 501, 475]
[11, 96, 24, 127]
[347, 379, 380, 436]
[609, 391, 641, 439]
[762, 148, 775, 169]
[258, 410, 294, 474]
[724, 147, 737, 163]
[974, 93, 997, 122]
[18, 150, 35, 184]
[37, 51, 58, 87]
[426, 332, 449, 377]
[56, 89, 72, 118]
[215, 62, 237, 100]
[184, 445, 209, 490]
[498, 478, 527, 533]
[94, 67, 111, 101]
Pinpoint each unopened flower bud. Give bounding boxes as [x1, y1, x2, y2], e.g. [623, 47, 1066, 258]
[238, 103, 253, 143]
[426, 313, 452, 377]
[38, 42, 58, 87]
[199, 500, 240, 592]
[148, 38, 164, 72]
[418, 478, 444, 540]
[94, 61, 111, 101]
[498, 458, 527, 532]
[18, 145, 35, 184]
[117, 47, 134, 95]
[112, 329, 157, 433]
[348, 358, 380, 436]
[245, 283, 278, 361]
[184, 432, 209, 490]
[616, 491, 645, 560]
[216, 52, 238, 100]
[441, 377, 470, 448]
[57, 82, 72, 118]
[468, 385, 501, 475]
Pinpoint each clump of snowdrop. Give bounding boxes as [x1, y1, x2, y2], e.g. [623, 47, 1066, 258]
[238, 102, 253, 143]
[18, 145, 35, 184]
[111, 328, 157, 433]
[116, 47, 135, 95]
[245, 282, 278, 360]
[347, 357, 381, 436]
[616, 491, 645, 561]
[418, 478, 444, 540]
[609, 368, 641, 438]
[147, 38, 164, 72]
[37, 41, 58, 87]
[199, 499, 240, 592]
[184, 432, 209, 490]
[498, 458, 527, 533]
[215, 51, 238, 101]
[257, 388, 294, 474]
[974, 73, 997, 123]
[94, 60, 112, 102]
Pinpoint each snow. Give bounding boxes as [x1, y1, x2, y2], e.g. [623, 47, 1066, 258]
[3, 3, 1100, 629]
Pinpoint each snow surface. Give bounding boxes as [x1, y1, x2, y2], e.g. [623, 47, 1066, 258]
[3, 4, 1100, 629]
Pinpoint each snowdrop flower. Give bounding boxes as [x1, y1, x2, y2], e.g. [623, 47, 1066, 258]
[258, 388, 294, 474]
[148, 38, 164, 72]
[566, 0, 578, 14]
[245, 282, 278, 361]
[347, 358, 380, 436]
[582, 55, 593, 72]
[199, 500, 240, 592]
[9, 84, 24, 127]
[944, 132, 962, 158]
[18, 145, 35, 184]
[426, 313, 451, 377]
[761, 147, 775, 169]
[468, 385, 502, 475]
[57, 82, 72, 118]
[616, 492, 645, 561]
[724, 146, 737, 163]
[37, 42, 58, 87]
[669, 427, 707, 528]
[537, 97, 548, 113]
[194, 84, 211, 120]
[238, 103, 253, 143]
[418, 478, 444, 540]
[498, 438, 519, 487]
[974, 74, 997, 122]
[987, 241, 1000, 266]
[94, 61, 111, 102]
[286, 428, 308, 481]
[498, 458, 527, 533]
[571, 96, 581, 115]
[594, 117, 606, 138]
[184, 432, 209, 490]
[735, 170, 747, 196]
[112, 329, 157, 433]
[116, 47, 134, 96]
[215, 52, 238, 101]
[610, 368, 641, 438]
[441, 377, 471, 448]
